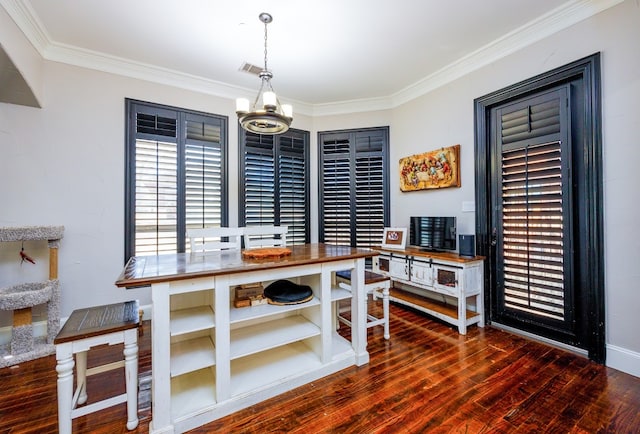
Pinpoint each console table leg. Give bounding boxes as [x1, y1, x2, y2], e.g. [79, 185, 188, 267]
[458, 297, 467, 335]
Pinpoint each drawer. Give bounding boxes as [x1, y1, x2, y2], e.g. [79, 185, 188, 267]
[433, 264, 460, 294]
[376, 254, 409, 280]
[410, 259, 433, 286]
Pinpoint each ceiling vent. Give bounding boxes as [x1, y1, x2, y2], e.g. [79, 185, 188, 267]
[239, 62, 263, 76]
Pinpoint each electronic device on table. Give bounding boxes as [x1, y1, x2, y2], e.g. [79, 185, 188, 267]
[409, 216, 457, 252]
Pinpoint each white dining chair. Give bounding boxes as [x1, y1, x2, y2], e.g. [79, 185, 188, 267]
[186, 227, 244, 253]
[335, 270, 391, 340]
[242, 225, 288, 249]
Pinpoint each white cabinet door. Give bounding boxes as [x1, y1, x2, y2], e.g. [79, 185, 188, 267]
[432, 264, 460, 296]
[410, 258, 433, 286]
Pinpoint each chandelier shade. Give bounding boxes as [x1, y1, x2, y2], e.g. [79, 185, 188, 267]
[236, 13, 292, 135]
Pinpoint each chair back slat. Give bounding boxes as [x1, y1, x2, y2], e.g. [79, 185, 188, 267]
[243, 225, 288, 249]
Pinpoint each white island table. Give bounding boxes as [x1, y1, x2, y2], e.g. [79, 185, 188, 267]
[115, 243, 376, 434]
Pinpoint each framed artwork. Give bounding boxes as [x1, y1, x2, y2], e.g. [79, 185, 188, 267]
[381, 227, 407, 250]
[399, 144, 461, 192]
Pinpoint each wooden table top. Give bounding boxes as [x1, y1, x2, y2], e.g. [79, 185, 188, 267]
[115, 243, 377, 288]
[372, 246, 485, 263]
[54, 300, 140, 344]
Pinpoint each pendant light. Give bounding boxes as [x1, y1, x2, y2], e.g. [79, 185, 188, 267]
[236, 13, 292, 135]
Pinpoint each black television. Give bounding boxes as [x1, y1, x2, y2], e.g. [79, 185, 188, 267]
[409, 216, 457, 252]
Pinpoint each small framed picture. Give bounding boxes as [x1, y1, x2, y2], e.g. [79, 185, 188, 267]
[381, 227, 407, 250]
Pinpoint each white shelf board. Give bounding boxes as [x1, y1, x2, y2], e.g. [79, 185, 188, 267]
[331, 286, 352, 302]
[230, 341, 322, 397]
[171, 367, 216, 420]
[230, 316, 320, 360]
[170, 306, 215, 336]
[229, 297, 320, 324]
[171, 336, 216, 377]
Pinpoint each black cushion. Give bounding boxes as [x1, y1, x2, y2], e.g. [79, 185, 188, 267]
[263, 280, 313, 304]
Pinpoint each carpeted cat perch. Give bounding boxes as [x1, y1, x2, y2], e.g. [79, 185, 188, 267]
[0, 225, 63, 367]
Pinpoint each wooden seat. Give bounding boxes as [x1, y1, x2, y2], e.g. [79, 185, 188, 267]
[187, 227, 244, 253]
[242, 225, 288, 249]
[54, 300, 140, 434]
[336, 270, 390, 340]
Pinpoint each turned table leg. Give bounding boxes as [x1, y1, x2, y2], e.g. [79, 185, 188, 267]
[56, 344, 74, 434]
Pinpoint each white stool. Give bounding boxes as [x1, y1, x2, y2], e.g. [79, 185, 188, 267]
[54, 300, 140, 433]
[336, 270, 390, 340]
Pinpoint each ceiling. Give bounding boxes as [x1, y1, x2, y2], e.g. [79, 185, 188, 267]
[1, 0, 619, 114]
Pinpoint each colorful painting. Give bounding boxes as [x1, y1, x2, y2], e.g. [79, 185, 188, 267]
[399, 144, 461, 191]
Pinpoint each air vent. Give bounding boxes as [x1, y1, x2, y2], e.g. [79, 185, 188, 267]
[239, 62, 263, 76]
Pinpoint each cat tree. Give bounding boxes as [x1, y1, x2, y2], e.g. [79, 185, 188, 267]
[0, 225, 63, 367]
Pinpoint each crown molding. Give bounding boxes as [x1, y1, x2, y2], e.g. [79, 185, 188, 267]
[309, 95, 393, 117]
[389, 0, 624, 109]
[1, 0, 623, 116]
[0, 0, 47, 52]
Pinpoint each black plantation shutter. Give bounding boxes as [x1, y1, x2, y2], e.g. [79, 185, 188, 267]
[501, 142, 565, 320]
[133, 109, 179, 255]
[319, 127, 389, 248]
[184, 114, 224, 231]
[126, 100, 227, 259]
[355, 132, 385, 247]
[243, 134, 276, 225]
[321, 136, 352, 245]
[240, 129, 309, 244]
[497, 89, 571, 322]
[278, 133, 308, 245]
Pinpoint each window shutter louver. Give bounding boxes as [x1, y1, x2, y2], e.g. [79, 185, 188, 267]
[136, 113, 177, 137]
[185, 117, 224, 231]
[244, 152, 276, 225]
[501, 100, 561, 146]
[278, 135, 307, 245]
[355, 133, 385, 248]
[320, 128, 388, 249]
[241, 130, 309, 244]
[501, 141, 565, 320]
[499, 93, 566, 321]
[321, 139, 353, 245]
[134, 138, 178, 255]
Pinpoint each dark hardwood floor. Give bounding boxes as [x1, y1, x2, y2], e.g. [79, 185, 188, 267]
[1, 302, 639, 433]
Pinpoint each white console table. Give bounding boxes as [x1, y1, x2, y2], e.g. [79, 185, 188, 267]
[372, 247, 484, 335]
[115, 244, 375, 434]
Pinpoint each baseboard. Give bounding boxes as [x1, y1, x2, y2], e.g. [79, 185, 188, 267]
[0, 303, 153, 346]
[607, 344, 640, 378]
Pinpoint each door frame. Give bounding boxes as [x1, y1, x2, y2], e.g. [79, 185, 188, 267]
[473, 53, 605, 362]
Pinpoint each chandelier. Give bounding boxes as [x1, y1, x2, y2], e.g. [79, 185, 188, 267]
[236, 12, 292, 135]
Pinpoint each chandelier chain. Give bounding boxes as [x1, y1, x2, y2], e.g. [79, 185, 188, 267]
[263, 20, 269, 72]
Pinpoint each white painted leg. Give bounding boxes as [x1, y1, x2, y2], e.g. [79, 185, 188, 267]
[56, 344, 75, 434]
[458, 294, 467, 335]
[382, 285, 390, 340]
[75, 351, 88, 404]
[123, 328, 139, 430]
[351, 259, 369, 365]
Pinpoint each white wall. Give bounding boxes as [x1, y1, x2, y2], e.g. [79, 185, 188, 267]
[0, 6, 43, 105]
[386, 1, 640, 375]
[1, 1, 638, 375]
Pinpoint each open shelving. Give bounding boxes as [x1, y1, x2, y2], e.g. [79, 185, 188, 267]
[117, 245, 374, 433]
